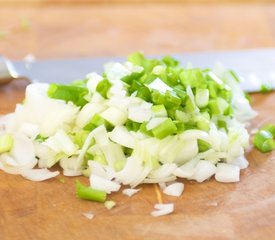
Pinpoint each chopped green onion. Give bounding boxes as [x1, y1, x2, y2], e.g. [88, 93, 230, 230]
[162, 56, 179, 67]
[76, 180, 107, 202]
[48, 83, 88, 107]
[260, 84, 272, 93]
[197, 139, 211, 152]
[0, 134, 13, 153]
[253, 129, 275, 153]
[96, 79, 112, 98]
[152, 118, 177, 139]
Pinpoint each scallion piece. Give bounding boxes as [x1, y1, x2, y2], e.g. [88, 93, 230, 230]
[152, 118, 177, 139]
[96, 79, 112, 98]
[76, 180, 107, 202]
[253, 129, 275, 153]
[48, 83, 88, 107]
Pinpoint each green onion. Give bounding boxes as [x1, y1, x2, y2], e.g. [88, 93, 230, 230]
[152, 118, 177, 139]
[96, 79, 112, 98]
[84, 114, 113, 131]
[48, 83, 88, 107]
[260, 84, 272, 93]
[253, 129, 275, 153]
[0, 134, 13, 153]
[76, 180, 107, 202]
[197, 139, 211, 152]
[162, 56, 179, 67]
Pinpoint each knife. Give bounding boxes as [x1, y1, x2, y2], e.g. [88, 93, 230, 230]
[1, 49, 275, 93]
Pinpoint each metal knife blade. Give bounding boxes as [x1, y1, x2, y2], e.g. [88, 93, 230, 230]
[8, 48, 275, 92]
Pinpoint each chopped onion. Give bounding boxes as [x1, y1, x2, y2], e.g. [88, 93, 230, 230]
[215, 163, 240, 183]
[163, 182, 184, 197]
[82, 211, 94, 220]
[191, 160, 216, 183]
[90, 174, 121, 194]
[151, 203, 174, 217]
[20, 168, 59, 181]
[122, 188, 140, 197]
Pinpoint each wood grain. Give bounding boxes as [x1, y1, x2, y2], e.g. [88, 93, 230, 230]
[1, 2, 275, 240]
[0, 4, 274, 60]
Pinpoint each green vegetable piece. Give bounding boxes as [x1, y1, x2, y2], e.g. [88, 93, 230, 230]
[136, 86, 151, 102]
[71, 78, 88, 87]
[34, 134, 48, 143]
[152, 104, 167, 118]
[0, 134, 13, 153]
[76, 180, 107, 202]
[139, 122, 153, 137]
[260, 84, 272, 93]
[152, 118, 177, 139]
[128, 80, 142, 94]
[125, 120, 141, 132]
[197, 139, 211, 152]
[121, 71, 144, 85]
[96, 79, 112, 98]
[84, 114, 113, 131]
[217, 120, 227, 131]
[262, 124, 275, 137]
[174, 121, 185, 134]
[208, 100, 220, 115]
[48, 83, 88, 107]
[128, 52, 160, 73]
[162, 56, 179, 67]
[73, 130, 90, 147]
[253, 129, 275, 153]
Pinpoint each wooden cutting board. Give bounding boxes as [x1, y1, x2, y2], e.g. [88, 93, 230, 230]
[1, 82, 275, 240]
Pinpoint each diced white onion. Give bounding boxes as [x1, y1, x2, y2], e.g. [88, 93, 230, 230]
[191, 160, 216, 183]
[122, 188, 140, 197]
[151, 203, 174, 217]
[109, 126, 136, 149]
[20, 168, 59, 181]
[215, 163, 240, 183]
[163, 182, 184, 197]
[90, 174, 121, 194]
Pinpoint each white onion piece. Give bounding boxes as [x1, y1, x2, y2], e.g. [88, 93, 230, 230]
[128, 103, 152, 123]
[173, 158, 199, 178]
[122, 188, 140, 197]
[90, 174, 121, 194]
[82, 211, 94, 220]
[18, 123, 40, 139]
[163, 182, 184, 197]
[158, 182, 166, 190]
[86, 72, 103, 93]
[76, 103, 106, 128]
[151, 203, 174, 217]
[146, 117, 167, 131]
[191, 160, 216, 183]
[215, 163, 240, 183]
[174, 140, 198, 165]
[20, 168, 59, 181]
[116, 156, 143, 185]
[149, 163, 177, 179]
[0, 134, 37, 174]
[109, 126, 136, 149]
[228, 155, 249, 169]
[100, 107, 127, 126]
[147, 78, 172, 93]
[63, 169, 82, 177]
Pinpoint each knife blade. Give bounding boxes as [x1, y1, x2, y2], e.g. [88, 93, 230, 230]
[3, 48, 275, 93]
